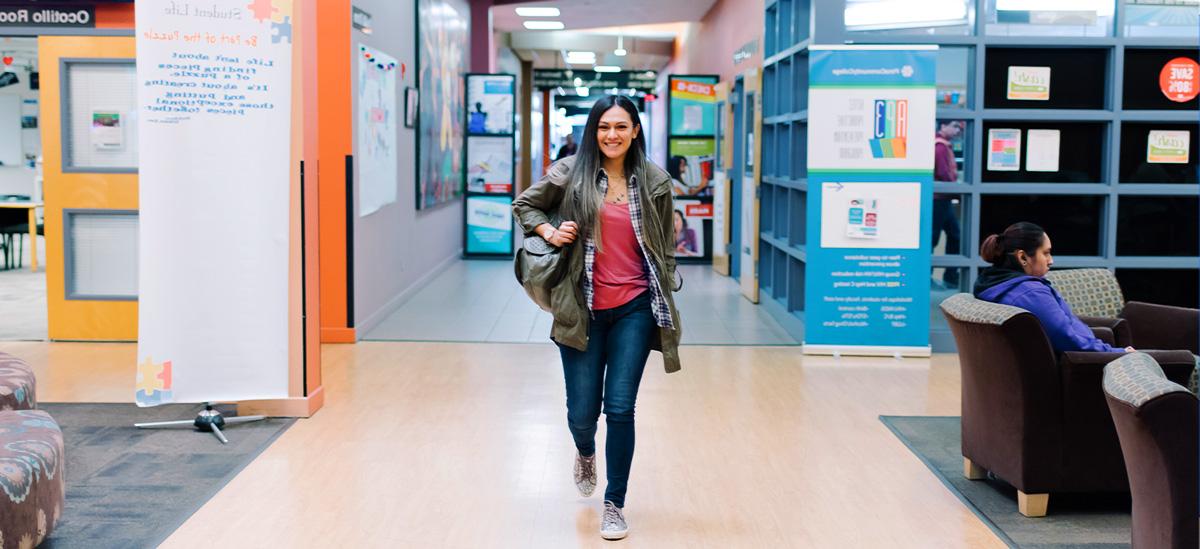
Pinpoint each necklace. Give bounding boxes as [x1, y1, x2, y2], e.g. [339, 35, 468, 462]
[605, 175, 628, 205]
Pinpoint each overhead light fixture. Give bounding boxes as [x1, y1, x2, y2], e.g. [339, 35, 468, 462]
[524, 21, 565, 30]
[515, 7, 561, 17]
[573, 77, 583, 87]
[614, 34, 627, 57]
[565, 51, 596, 64]
[575, 87, 590, 97]
[594, 66, 621, 73]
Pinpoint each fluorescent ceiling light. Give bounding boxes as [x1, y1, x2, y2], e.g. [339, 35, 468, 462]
[515, 7, 561, 17]
[565, 51, 596, 64]
[524, 21, 565, 30]
[576, 87, 590, 96]
[996, 0, 1114, 16]
[573, 77, 583, 86]
[614, 48, 627, 56]
[595, 66, 621, 73]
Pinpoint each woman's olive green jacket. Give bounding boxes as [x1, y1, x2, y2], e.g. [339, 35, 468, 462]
[512, 156, 683, 373]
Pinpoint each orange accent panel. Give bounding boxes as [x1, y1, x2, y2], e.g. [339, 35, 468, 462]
[39, 36, 138, 341]
[321, 327, 357, 344]
[316, 0, 352, 341]
[95, 4, 135, 29]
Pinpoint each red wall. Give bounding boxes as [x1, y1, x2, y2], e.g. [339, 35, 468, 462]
[679, 0, 765, 82]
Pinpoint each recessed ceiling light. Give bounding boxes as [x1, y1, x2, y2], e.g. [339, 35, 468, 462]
[524, 21, 565, 30]
[516, 7, 561, 17]
[575, 87, 590, 97]
[594, 66, 621, 73]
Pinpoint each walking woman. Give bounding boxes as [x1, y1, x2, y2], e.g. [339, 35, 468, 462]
[512, 95, 682, 540]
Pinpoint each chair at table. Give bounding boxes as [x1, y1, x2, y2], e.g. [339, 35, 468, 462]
[940, 293, 1196, 517]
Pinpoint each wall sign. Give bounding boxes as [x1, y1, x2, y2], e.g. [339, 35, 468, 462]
[0, 5, 94, 27]
[533, 69, 657, 93]
[1007, 66, 1050, 101]
[1147, 130, 1190, 164]
[1159, 57, 1199, 103]
[733, 39, 758, 66]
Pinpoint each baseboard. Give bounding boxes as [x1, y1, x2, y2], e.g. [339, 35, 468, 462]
[320, 327, 356, 343]
[233, 385, 324, 418]
[355, 249, 462, 336]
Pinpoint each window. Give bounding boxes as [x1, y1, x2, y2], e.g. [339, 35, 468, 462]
[932, 195, 967, 256]
[981, 122, 1107, 183]
[65, 210, 138, 300]
[984, 48, 1108, 110]
[62, 60, 138, 173]
[1122, 48, 1200, 111]
[1119, 122, 1197, 184]
[1116, 268, 1199, 308]
[1124, 0, 1199, 38]
[981, 195, 1105, 256]
[987, 0, 1114, 36]
[936, 47, 971, 109]
[1117, 196, 1199, 256]
[936, 119, 970, 183]
[844, 0, 973, 35]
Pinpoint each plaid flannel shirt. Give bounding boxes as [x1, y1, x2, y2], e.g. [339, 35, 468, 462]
[583, 170, 675, 329]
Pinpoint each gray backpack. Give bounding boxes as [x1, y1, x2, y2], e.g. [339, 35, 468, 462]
[513, 216, 568, 312]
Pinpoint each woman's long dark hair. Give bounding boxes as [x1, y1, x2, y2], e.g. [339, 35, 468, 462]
[981, 222, 1045, 269]
[561, 95, 660, 258]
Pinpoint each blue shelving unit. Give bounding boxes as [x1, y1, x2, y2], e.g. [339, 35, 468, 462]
[761, 0, 1199, 351]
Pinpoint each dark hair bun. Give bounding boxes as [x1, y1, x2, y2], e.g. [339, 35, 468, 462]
[980, 234, 1004, 264]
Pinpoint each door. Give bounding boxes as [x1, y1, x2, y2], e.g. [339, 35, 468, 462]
[738, 69, 762, 304]
[40, 36, 138, 340]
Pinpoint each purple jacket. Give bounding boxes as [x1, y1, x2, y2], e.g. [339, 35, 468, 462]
[975, 271, 1120, 353]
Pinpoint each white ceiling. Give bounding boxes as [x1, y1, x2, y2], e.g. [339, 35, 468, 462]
[492, 0, 718, 34]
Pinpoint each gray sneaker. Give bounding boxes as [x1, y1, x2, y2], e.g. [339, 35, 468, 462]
[601, 501, 629, 540]
[574, 451, 596, 497]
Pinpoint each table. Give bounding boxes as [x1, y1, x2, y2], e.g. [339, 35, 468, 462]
[0, 202, 41, 272]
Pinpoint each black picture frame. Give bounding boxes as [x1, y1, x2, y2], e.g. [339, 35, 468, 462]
[403, 87, 418, 129]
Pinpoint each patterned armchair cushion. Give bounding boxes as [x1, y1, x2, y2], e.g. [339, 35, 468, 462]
[1103, 352, 1192, 408]
[0, 353, 36, 411]
[0, 410, 65, 549]
[940, 293, 1028, 325]
[1044, 268, 1125, 319]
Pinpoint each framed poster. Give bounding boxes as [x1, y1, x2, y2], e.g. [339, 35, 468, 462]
[667, 137, 715, 196]
[668, 75, 719, 137]
[416, 0, 470, 210]
[404, 87, 418, 129]
[466, 74, 515, 135]
[987, 128, 1022, 171]
[466, 136, 513, 193]
[465, 195, 513, 255]
[672, 198, 711, 258]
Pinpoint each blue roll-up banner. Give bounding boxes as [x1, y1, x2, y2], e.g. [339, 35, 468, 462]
[804, 46, 937, 357]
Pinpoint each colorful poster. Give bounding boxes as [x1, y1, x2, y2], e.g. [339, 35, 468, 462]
[90, 110, 123, 149]
[466, 136, 513, 193]
[669, 75, 718, 136]
[805, 46, 936, 356]
[466, 195, 513, 255]
[467, 74, 514, 135]
[417, 0, 469, 209]
[1025, 129, 1060, 172]
[1007, 66, 1050, 101]
[1147, 130, 1190, 164]
[987, 129, 1022, 171]
[672, 199, 709, 258]
[357, 44, 398, 217]
[135, 0, 293, 405]
[1160, 57, 1199, 103]
[667, 137, 715, 196]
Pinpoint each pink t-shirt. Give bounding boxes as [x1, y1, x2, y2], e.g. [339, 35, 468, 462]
[593, 202, 648, 310]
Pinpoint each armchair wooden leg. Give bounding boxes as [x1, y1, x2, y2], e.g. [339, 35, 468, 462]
[1018, 491, 1049, 517]
[963, 457, 987, 480]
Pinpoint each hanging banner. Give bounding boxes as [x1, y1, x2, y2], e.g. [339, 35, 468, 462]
[805, 46, 936, 357]
[465, 195, 513, 255]
[135, 0, 294, 405]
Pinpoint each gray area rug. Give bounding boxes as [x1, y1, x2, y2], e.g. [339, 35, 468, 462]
[36, 403, 295, 549]
[881, 416, 1132, 549]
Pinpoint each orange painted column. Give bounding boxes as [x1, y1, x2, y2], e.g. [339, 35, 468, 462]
[542, 89, 552, 170]
[315, 0, 355, 343]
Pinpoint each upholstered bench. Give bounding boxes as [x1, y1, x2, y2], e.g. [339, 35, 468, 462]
[0, 410, 65, 548]
[0, 352, 36, 411]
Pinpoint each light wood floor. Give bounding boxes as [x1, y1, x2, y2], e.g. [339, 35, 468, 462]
[0, 341, 1003, 548]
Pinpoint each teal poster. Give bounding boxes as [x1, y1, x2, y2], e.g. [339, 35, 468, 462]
[669, 75, 718, 136]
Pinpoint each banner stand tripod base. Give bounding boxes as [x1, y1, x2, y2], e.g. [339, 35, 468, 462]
[135, 403, 267, 444]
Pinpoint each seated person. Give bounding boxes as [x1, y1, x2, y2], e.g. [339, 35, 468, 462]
[974, 221, 1134, 354]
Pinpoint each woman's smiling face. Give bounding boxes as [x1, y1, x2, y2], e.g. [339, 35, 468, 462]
[597, 106, 639, 160]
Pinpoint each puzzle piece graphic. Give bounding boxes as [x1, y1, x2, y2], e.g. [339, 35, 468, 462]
[271, 16, 292, 44]
[135, 357, 173, 395]
[246, 0, 275, 22]
[270, 0, 293, 23]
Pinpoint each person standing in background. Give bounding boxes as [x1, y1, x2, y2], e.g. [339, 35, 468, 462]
[556, 133, 578, 160]
[933, 120, 963, 288]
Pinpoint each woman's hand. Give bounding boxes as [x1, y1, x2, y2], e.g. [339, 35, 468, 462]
[541, 221, 578, 247]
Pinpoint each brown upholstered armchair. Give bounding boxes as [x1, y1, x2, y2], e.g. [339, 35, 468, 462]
[1045, 268, 1199, 354]
[940, 294, 1196, 517]
[1103, 353, 1197, 549]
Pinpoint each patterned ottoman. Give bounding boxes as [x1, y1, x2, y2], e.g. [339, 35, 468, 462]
[0, 410, 65, 549]
[0, 353, 35, 411]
